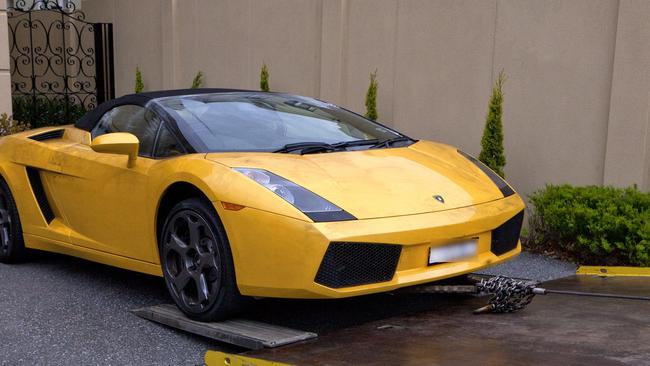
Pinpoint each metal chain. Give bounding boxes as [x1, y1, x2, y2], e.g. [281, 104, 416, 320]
[476, 276, 538, 313]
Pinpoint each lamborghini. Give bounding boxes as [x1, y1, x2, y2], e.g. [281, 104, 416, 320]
[0, 89, 524, 321]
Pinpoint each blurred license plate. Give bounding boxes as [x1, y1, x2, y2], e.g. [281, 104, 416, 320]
[428, 240, 477, 264]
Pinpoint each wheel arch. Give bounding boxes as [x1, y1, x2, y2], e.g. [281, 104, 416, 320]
[0, 166, 9, 185]
[155, 181, 216, 247]
[0, 161, 13, 186]
[0, 161, 25, 212]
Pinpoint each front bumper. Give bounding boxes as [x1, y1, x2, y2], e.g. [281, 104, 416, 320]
[217, 194, 525, 299]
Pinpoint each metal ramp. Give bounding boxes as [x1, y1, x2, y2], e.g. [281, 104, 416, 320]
[132, 304, 317, 350]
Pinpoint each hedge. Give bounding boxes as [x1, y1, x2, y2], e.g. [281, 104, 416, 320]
[527, 184, 650, 266]
[0, 113, 30, 136]
[12, 96, 87, 128]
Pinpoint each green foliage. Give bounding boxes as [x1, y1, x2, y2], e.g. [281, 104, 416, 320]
[0, 113, 30, 136]
[135, 67, 144, 94]
[527, 184, 650, 266]
[12, 96, 87, 128]
[191, 71, 204, 89]
[364, 70, 378, 120]
[260, 63, 270, 92]
[479, 71, 506, 178]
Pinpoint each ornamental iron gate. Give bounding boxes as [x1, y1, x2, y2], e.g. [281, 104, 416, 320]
[8, 0, 114, 125]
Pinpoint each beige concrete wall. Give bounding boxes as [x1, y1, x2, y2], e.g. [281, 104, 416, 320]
[494, 0, 619, 194]
[603, 0, 650, 189]
[76, 0, 650, 199]
[0, 1, 11, 116]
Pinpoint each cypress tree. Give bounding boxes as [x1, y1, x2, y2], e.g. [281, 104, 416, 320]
[190, 71, 203, 89]
[135, 67, 144, 94]
[365, 70, 378, 120]
[191, 71, 204, 89]
[479, 71, 507, 178]
[260, 63, 270, 92]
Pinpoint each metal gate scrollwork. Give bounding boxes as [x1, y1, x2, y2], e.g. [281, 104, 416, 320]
[8, 0, 114, 126]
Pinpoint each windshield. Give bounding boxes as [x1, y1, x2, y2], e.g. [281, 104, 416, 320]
[155, 93, 402, 152]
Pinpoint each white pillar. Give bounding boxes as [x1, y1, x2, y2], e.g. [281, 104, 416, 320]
[0, 1, 12, 116]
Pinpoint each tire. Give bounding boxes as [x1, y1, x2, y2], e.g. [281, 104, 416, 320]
[0, 178, 26, 263]
[159, 197, 247, 321]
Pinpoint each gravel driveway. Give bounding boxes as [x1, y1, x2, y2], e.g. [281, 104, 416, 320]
[478, 251, 577, 281]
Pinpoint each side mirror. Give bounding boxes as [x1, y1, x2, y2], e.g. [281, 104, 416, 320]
[91, 132, 139, 168]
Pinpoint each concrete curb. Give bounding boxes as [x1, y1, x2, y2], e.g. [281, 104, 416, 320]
[577, 266, 650, 277]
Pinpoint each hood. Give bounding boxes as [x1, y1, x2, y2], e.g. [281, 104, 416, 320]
[205, 141, 505, 220]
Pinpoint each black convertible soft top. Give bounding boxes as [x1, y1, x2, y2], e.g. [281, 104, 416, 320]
[74, 88, 254, 131]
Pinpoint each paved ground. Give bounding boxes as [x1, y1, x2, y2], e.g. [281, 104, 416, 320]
[478, 251, 577, 282]
[250, 276, 650, 366]
[0, 250, 579, 365]
[0, 252, 234, 366]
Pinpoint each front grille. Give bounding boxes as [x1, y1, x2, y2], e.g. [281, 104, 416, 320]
[314, 242, 401, 288]
[491, 211, 524, 255]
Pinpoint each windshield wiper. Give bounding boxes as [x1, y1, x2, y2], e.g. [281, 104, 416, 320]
[332, 139, 379, 148]
[273, 142, 337, 154]
[274, 139, 380, 154]
[370, 136, 413, 149]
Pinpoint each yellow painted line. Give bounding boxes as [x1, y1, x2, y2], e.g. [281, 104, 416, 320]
[577, 266, 650, 277]
[205, 350, 291, 366]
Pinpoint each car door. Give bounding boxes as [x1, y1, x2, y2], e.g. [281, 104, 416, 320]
[49, 104, 163, 263]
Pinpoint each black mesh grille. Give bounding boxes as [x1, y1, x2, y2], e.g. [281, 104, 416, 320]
[315, 242, 401, 288]
[491, 211, 524, 255]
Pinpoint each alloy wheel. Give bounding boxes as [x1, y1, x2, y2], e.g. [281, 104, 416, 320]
[162, 209, 222, 312]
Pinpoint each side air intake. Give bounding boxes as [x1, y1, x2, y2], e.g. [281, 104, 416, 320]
[26, 167, 55, 224]
[29, 129, 65, 142]
[490, 211, 524, 255]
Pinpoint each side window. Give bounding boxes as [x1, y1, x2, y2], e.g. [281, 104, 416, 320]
[91, 105, 161, 157]
[155, 124, 186, 158]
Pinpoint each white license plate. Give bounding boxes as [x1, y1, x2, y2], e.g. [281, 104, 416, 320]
[428, 240, 477, 264]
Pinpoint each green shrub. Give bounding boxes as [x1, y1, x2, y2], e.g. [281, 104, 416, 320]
[479, 71, 506, 178]
[191, 71, 204, 89]
[12, 96, 87, 128]
[527, 184, 650, 266]
[364, 70, 378, 120]
[0, 113, 30, 136]
[260, 63, 270, 92]
[135, 67, 144, 93]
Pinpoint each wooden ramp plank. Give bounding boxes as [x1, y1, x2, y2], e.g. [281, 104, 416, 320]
[132, 304, 317, 350]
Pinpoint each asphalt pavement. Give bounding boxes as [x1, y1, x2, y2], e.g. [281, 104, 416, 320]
[0, 250, 575, 365]
[250, 275, 650, 366]
[0, 252, 232, 365]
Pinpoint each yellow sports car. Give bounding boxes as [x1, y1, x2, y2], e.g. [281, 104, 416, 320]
[0, 89, 524, 321]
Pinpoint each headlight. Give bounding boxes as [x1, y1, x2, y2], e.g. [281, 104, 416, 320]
[233, 168, 356, 222]
[457, 150, 515, 197]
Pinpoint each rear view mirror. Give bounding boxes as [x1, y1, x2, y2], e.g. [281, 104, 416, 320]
[91, 132, 139, 168]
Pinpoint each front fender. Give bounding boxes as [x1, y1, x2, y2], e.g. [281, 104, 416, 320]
[149, 155, 307, 222]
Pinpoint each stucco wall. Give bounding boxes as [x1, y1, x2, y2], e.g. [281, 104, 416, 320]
[75, 0, 650, 199]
